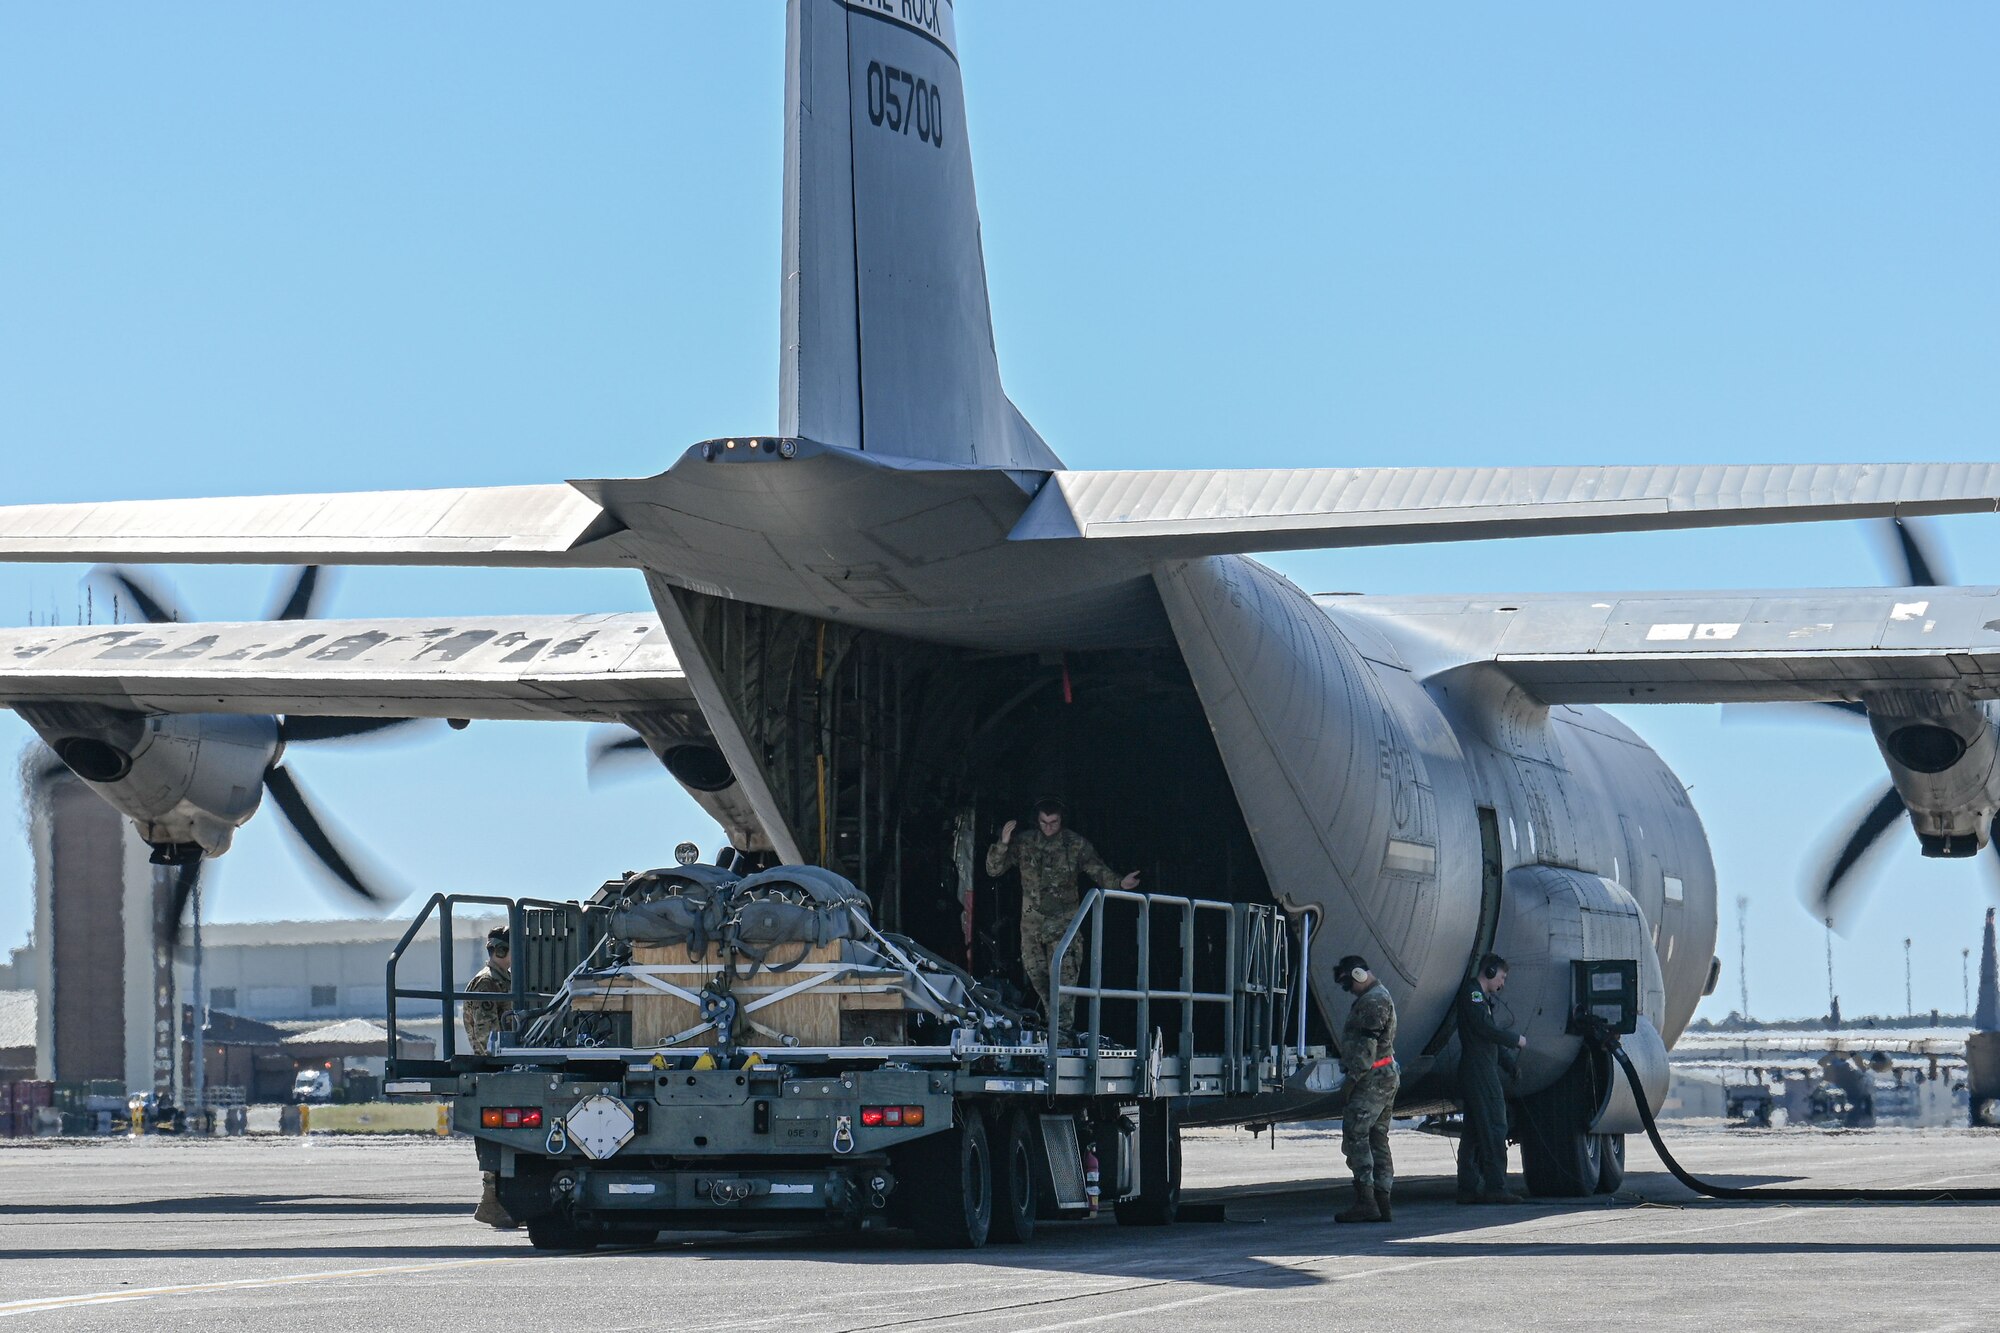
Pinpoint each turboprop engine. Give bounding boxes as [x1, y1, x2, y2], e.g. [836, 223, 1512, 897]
[20, 702, 278, 861]
[1866, 693, 2000, 858]
[13, 563, 428, 938]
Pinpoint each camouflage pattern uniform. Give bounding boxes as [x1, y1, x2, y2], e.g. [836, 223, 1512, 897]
[464, 958, 517, 1228]
[1340, 980, 1400, 1197]
[985, 827, 1124, 1029]
[462, 962, 513, 1054]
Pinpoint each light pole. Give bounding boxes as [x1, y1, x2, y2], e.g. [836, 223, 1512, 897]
[190, 871, 206, 1133]
[1904, 938, 1913, 1020]
[1824, 917, 1838, 1026]
[1736, 895, 1750, 1022]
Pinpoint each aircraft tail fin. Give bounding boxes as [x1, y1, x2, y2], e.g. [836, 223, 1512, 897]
[781, 0, 1057, 470]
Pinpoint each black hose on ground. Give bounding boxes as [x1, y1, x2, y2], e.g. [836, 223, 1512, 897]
[1608, 1042, 2000, 1203]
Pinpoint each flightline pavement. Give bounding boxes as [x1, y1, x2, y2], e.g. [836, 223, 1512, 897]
[1, 1124, 1996, 1330]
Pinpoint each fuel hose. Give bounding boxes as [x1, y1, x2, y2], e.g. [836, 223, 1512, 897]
[1609, 1041, 2000, 1203]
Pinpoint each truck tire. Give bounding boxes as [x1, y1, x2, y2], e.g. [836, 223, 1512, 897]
[1115, 1101, 1180, 1227]
[1595, 1133, 1626, 1194]
[526, 1215, 598, 1250]
[1518, 1053, 1603, 1198]
[905, 1105, 993, 1249]
[990, 1111, 1039, 1244]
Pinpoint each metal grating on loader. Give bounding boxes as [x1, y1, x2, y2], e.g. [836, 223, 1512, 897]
[1040, 1114, 1087, 1208]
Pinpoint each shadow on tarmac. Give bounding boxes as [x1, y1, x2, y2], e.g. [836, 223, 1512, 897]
[10, 1172, 1999, 1281]
[0, 1194, 465, 1216]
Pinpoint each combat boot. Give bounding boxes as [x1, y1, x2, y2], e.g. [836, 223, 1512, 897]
[1334, 1181, 1380, 1223]
[1476, 1189, 1525, 1205]
[474, 1171, 519, 1229]
[1372, 1190, 1392, 1222]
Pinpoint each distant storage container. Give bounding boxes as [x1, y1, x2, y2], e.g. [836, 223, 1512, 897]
[15, 1081, 53, 1109]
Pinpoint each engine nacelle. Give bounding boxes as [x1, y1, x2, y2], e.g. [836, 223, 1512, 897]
[1865, 693, 2000, 857]
[19, 702, 278, 859]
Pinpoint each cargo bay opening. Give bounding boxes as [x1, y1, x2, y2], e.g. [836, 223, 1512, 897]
[665, 589, 1299, 1052]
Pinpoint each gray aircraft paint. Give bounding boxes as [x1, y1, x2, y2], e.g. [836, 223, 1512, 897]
[783, 0, 1056, 471]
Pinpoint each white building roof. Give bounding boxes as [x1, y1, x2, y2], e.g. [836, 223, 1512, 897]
[177, 915, 505, 948]
[282, 1018, 394, 1047]
[0, 989, 35, 1051]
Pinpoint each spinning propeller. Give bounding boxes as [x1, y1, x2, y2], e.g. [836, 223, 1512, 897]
[85, 565, 433, 945]
[585, 725, 656, 788]
[1799, 520, 1990, 928]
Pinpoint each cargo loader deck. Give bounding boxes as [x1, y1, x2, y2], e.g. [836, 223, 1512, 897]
[385, 867, 1310, 1248]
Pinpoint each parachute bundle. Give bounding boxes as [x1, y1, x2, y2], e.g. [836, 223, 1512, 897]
[605, 864, 739, 958]
[603, 862, 872, 974]
[726, 866, 873, 974]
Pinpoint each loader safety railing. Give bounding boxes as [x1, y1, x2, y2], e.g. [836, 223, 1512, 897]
[385, 892, 606, 1075]
[1048, 889, 1292, 1098]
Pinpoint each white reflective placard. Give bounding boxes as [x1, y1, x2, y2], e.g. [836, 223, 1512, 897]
[565, 1095, 637, 1161]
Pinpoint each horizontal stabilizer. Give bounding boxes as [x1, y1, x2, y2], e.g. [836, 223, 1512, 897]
[0, 484, 628, 566]
[1332, 585, 2000, 705]
[1012, 463, 2000, 556]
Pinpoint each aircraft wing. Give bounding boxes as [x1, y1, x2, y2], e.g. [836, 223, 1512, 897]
[0, 484, 631, 566]
[1014, 463, 2000, 557]
[1330, 586, 2000, 705]
[0, 612, 685, 722]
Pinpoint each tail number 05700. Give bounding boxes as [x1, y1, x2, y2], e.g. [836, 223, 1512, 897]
[865, 61, 944, 148]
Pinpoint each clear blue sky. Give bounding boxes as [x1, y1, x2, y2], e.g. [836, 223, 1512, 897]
[2, 4, 1997, 1022]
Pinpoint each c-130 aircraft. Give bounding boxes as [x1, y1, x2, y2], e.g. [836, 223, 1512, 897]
[5, 0, 2000, 1195]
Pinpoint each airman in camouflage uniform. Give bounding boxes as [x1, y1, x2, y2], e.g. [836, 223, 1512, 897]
[1334, 953, 1399, 1223]
[462, 928, 514, 1054]
[985, 800, 1138, 1032]
[463, 927, 517, 1229]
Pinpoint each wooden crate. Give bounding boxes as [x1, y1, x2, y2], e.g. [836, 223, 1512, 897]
[572, 942, 909, 1048]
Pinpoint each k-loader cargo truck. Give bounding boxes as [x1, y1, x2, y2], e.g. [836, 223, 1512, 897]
[384, 861, 1306, 1249]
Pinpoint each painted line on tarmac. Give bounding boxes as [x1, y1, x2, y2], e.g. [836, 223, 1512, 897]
[0, 1256, 529, 1318]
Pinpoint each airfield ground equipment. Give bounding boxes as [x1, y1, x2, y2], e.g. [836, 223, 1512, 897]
[385, 864, 1299, 1249]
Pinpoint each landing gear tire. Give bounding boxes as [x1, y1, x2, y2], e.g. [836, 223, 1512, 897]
[1115, 1101, 1181, 1227]
[905, 1105, 993, 1249]
[1519, 1054, 1606, 1198]
[990, 1111, 1040, 1244]
[1595, 1133, 1626, 1194]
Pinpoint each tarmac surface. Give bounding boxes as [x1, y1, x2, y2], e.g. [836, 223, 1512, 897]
[2, 1123, 1997, 1330]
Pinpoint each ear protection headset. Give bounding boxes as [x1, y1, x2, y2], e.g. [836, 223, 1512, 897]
[1333, 955, 1372, 990]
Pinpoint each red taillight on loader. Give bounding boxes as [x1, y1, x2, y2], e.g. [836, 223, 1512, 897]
[859, 1105, 925, 1128]
[480, 1106, 544, 1129]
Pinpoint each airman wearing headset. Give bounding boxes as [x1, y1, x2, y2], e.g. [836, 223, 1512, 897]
[1333, 954, 1399, 1223]
[1456, 952, 1527, 1204]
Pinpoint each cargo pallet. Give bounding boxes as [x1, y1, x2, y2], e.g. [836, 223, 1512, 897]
[385, 881, 1305, 1248]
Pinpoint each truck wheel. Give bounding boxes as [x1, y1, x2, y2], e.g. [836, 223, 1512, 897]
[526, 1215, 597, 1251]
[906, 1105, 993, 1249]
[1595, 1133, 1626, 1194]
[990, 1111, 1039, 1244]
[1518, 1054, 1602, 1198]
[1115, 1101, 1180, 1227]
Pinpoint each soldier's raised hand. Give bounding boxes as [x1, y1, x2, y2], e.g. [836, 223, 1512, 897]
[1000, 819, 1017, 844]
[1120, 871, 1140, 891]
